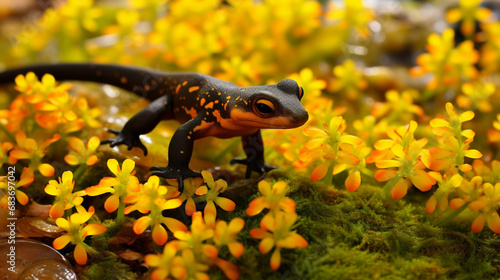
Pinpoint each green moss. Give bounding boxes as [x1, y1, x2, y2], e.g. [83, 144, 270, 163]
[79, 254, 137, 280]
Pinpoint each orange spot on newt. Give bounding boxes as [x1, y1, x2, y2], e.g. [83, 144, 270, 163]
[182, 81, 188, 86]
[145, 85, 150, 91]
[189, 86, 200, 93]
[205, 102, 214, 109]
[120, 77, 127, 83]
[200, 98, 206, 106]
[175, 84, 181, 94]
[184, 107, 198, 118]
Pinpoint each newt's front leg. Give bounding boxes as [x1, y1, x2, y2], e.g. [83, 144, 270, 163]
[150, 114, 204, 192]
[101, 95, 173, 155]
[230, 130, 277, 178]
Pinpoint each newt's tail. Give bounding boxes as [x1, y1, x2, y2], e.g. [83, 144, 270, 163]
[0, 63, 167, 101]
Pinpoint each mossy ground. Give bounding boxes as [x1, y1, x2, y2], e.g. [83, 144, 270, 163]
[78, 168, 500, 280]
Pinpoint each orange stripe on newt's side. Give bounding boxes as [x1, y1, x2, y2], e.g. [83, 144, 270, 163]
[189, 86, 200, 93]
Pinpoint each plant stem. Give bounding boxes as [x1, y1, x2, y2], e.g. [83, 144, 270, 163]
[434, 202, 470, 227]
[323, 162, 335, 186]
[73, 164, 86, 183]
[116, 199, 125, 223]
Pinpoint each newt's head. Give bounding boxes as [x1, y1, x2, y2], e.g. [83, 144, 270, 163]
[230, 79, 309, 129]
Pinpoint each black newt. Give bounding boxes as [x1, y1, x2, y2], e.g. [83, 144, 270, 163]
[0, 63, 309, 191]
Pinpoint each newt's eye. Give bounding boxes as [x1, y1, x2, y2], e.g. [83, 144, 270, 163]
[298, 86, 304, 100]
[254, 99, 275, 117]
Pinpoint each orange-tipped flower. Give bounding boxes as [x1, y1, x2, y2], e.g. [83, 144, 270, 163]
[197, 170, 235, 226]
[145, 243, 186, 280]
[53, 205, 107, 265]
[446, 0, 491, 36]
[64, 136, 100, 166]
[214, 218, 245, 258]
[246, 180, 296, 217]
[0, 168, 33, 209]
[45, 171, 86, 219]
[125, 176, 185, 246]
[86, 158, 140, 213]
[249, 211, 308, 270]
[373, 121, 436, 199]
[9, 131, 60, 177]
[469, 183, 500, 234]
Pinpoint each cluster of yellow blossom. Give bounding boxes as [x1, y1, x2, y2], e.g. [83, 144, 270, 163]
[247, 180, 308, 270]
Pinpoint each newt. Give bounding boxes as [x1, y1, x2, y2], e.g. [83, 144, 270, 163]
[0, 63, 308, 191]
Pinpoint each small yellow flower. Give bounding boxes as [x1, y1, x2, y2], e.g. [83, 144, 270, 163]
[64, 136, 100, 166]
[145, 243, 186, 280]
[330, 60, 368, 100]
[0, 168, 33, 209]
[125, 176, 185, 246]
[446, 0, 491, 36]
[53, 205, 107, 265]
[45, 171, 86, 219]
[469, 183, 500, 234]
[196, 171, 235, 227]
[246, 180, 296, 217]
[249, 211, 308, 270]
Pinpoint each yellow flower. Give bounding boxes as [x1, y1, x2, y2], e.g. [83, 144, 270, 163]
[298, 116, 362, 186]
[469, 183, 500, 234]
[145, 243, 186, 280]
[9, 131, 60, 177]
[45, 171, 86, 219]
[53, 205, 107, 265]
[64, 136, 100, 166]
[214, 218, 245, 258]
[168, 177, 205, 217]
[196, 171, 235, 227]
[446, 0, 491, 36]
[330, 60, 368, 100]
[249, 211, 308, 270]
[374, 121, 435, 199]
[410, 29, 478, 90]
[0, 168, 33, 209]
[85, 159, 139, 214]
[172, 211, 217, 259]
[326, 0, 375, 39]
[246, 180, 296, 217]
[124, 176, 185, 246]
[424, 103, 482, 173]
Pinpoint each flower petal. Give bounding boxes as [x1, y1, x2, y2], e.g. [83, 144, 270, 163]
[39, 164, 55, 177]
[185, 198, 196, 216]
[214, 257, 239, 280]
[215, 197, 236, 211]
[471, 213, 485, 233]
[164, 217, 188, 233]
[249, 228, 272, 239]
[152, 224, 168, 246]
[228, 242, 244, 258]
[133, 216, 151, 234]
[74, 243, 88, 265]
[345, 170, 361, 192]
[104, 194, 120, 213]
[83, 223, 107, 236]
[53, 235, 72, 250]
[270, 248, 281, 270]
[487, 212, 500, 234]
[310, 161, 331, 181]
[246, 197, 267, 216]
[392, 179, 408, 200]
[259, 237, 275, 254]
